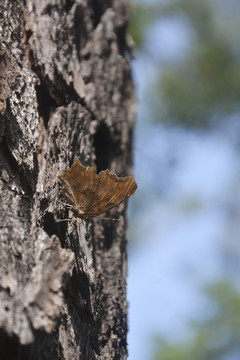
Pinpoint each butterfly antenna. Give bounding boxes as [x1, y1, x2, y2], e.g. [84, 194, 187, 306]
[95, 216, 120, 221]
[56, 199, 73, 209]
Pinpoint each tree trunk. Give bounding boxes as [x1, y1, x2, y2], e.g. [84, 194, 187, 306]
[0, 1, 135, 359]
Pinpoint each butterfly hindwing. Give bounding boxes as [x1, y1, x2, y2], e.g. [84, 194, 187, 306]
[58, 159, 99, 212]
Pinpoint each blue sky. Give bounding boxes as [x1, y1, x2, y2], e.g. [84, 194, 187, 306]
[128, 123, 240, 359]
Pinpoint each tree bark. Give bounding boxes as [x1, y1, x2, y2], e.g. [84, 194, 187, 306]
[0, 0, 135, 359]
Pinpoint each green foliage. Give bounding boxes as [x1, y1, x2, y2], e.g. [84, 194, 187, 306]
[128, 3, 162, 49]
[128, 4, 149, 48]
[129, 0, 240, 128]
[159, 40, 240, 127]
[153, 282, 240, 360]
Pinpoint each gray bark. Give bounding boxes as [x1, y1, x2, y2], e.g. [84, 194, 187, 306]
[0, 0, 135, 359]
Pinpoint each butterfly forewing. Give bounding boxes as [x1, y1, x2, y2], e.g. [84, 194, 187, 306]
[84, 170, 137, 217]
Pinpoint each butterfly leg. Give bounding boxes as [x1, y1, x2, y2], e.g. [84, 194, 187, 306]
[56, 218, 75, 223]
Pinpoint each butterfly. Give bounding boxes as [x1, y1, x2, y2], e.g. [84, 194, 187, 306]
[58, 159, 137, 221]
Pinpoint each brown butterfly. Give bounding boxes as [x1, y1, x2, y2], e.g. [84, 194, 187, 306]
[57, 159, 137, 221]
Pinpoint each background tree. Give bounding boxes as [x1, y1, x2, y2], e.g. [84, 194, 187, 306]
[0, 0, 135, 359]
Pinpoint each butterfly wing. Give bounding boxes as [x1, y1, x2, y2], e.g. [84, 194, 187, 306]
[58, 159, 100, 215]
[84, 169, 137, 217]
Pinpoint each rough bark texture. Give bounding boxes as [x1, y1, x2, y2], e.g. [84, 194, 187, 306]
[0, 0, 135, 359]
